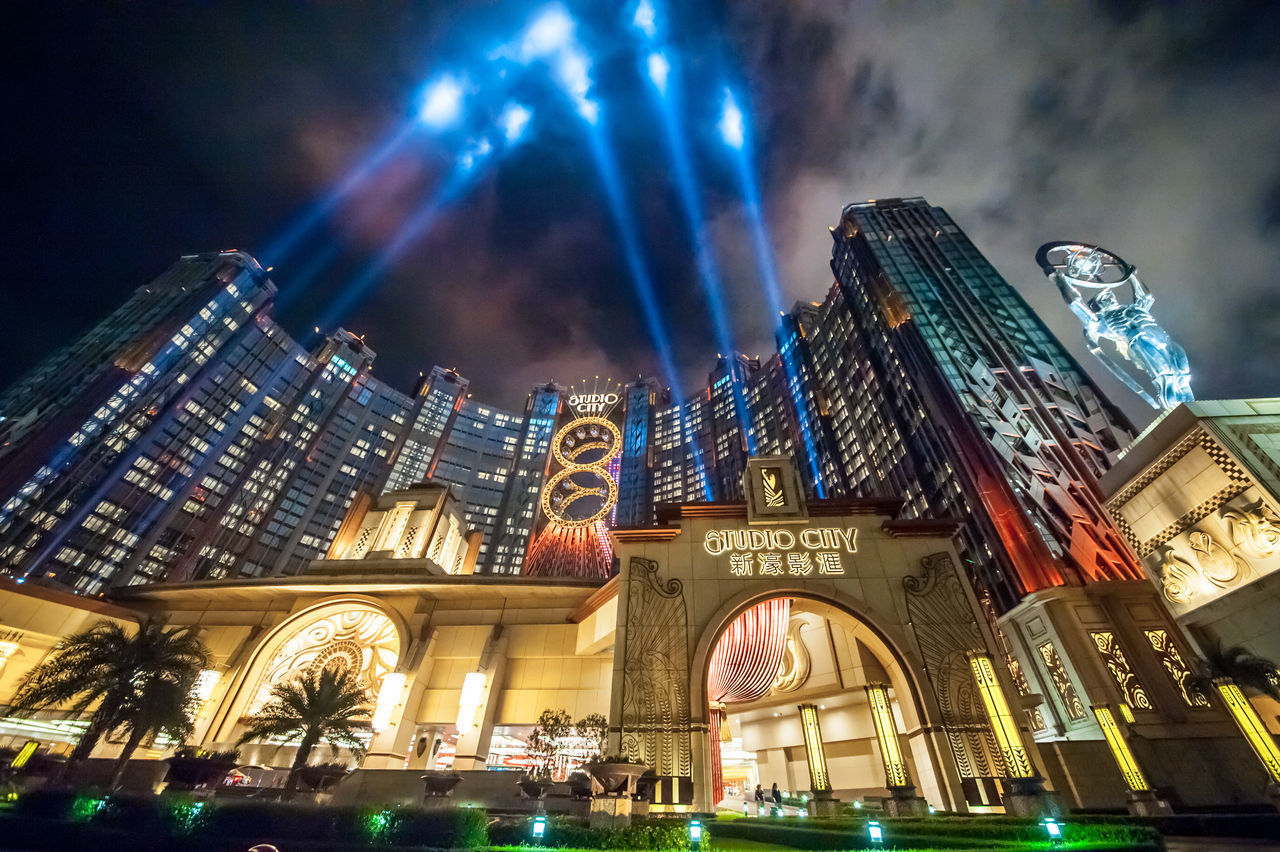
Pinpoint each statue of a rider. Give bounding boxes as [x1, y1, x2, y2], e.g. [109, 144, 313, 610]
[1036, 242, 1193, 411]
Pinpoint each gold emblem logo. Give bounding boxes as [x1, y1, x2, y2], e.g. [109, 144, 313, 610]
[761, 467, 785, 508]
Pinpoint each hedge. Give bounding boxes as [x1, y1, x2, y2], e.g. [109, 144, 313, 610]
[13, 789, 489, 849]
[489, 815, 692, 850]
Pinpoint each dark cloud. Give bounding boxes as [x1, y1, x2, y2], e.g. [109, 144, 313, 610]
[721, 0, 1280, 424]
[3, 1, 1278, 424]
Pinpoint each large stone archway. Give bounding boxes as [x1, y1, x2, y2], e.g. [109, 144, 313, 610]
[689, 586, 948, 810]
[206, 596, 410, 744]
[608, 459, 1040, 814]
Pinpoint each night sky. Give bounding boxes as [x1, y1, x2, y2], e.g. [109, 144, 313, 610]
[5, 1, 1279, 426]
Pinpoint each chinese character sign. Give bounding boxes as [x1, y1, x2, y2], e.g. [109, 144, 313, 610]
[704, 527, 857, 578]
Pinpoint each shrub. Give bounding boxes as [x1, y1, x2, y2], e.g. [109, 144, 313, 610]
[490, 815, 690, 850]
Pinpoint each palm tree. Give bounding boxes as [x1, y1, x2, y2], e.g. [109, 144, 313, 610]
[9, 617, 209, 787]
[1192, 638, 1280, 700]
[237, 666, 371, 796]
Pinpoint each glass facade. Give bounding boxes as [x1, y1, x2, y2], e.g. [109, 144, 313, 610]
[812, 197, 1143, 609]
[0, 203, 1144, 600]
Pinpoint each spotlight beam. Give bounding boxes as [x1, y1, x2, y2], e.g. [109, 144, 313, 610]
[513, 2, 712, 498]
[311, 142, 497, 333]
[272, 241, 344, 313]
[719, 85, 825, 495]
[639, 42, 754, 453]
[580, 118, 713, 501]
[260, 121, 418, 266]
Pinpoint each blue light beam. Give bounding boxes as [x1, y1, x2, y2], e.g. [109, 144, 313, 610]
[498, 102, 533, 143]
[417, 74, 466, 128]
[579, 114, 713, 500]
[311, 137, 499, 333]
[639, 40, 754, 453]
[632, 0, 659, 39]
[260, 121, 417, 266]
[719, 89, 745, 150]
[718, 85, 825, 495]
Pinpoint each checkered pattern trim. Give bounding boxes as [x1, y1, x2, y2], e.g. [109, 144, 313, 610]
[1108, 429, 1251, 556]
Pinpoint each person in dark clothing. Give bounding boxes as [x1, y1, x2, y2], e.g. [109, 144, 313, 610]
[754, 784, 764, 803]
[771, 783, 781, 805]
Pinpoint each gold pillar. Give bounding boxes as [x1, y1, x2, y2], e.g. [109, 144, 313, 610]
[1214, 679, 1280, 785]
[1091, 705, 1151, 792]
[864, 683, 910, 788]
[798, 703, 831, 793]
[967, 652, 1036, 778]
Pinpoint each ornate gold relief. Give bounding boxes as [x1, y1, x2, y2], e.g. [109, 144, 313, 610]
[250, 607, 399, 713]
[1038, 641, 1086, 721]
[1089, 631, 1153, 711]
[1143, 628, 1211, 708]
[1188, 530, 1248, 587]
[761, 467, 785, 508]
[904, 553, 1010, 780]
[1152, 545, 1198, 603]
[620, 557, 692, 782]
[770, 618, 811, 693]
[1221, 498, 1280, 558]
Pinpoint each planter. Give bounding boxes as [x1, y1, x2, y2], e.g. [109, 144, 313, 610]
[586, 761, 648, 797]
[517, 777, 548, 799]
[421, 770, 464, 797]
[295, 765, 350, 792]
[568, 771, 593, 800]
[164, 756, 237, 790]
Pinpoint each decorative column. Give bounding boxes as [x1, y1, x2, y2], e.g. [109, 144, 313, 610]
[0, 636, 20, 673]
[864, 684, 928, 816]
[709, 703, 726, 809]
[364, 671, 412, 769]
[798, 703, 839, 816]
[1091, 704, 1172, 815]
[967, 652, 1057, 817]
[453, 631, 508, 771]
[1213, 679, 1280, 809]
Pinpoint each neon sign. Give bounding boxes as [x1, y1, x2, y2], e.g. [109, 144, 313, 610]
[568, 392, 620, 416]
[566, 378, 623, 418]
[704, 527, 857, 577]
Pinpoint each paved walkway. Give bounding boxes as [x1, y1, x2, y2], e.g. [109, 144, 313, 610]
[1166, 840, 1280, 852]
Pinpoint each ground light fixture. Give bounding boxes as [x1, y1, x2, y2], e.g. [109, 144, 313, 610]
[9, 740, 37, 769]
[867, 819, 884, 845]
[1043, 817, 1064, 845]
[689, 818, 703, 850]
[742, 801, 749, 817]
[531, 814, 547, 843]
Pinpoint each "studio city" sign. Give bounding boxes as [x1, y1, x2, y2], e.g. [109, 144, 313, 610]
[703, 527, 858, 577]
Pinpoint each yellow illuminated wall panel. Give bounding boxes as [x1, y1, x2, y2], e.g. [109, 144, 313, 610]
[798, 703, 831, 792]
[1215, 679, 1280, 784]
[967, 652, 1035, 778]
[864, 683, 910, 787]
[1092, 705, 1150, 792]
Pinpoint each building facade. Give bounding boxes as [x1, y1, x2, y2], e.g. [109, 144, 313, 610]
[0, 252, 412, 592]
[0, 196, 1277, 813]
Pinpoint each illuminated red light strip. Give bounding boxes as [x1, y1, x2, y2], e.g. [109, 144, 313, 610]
[708, 598, 791, 703]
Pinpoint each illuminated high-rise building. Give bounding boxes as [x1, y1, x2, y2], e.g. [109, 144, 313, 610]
[614, 379, 662, 529]
[481, 384, 561, 574]
[804, 197, 1143, 610]
[0, 252, 411, 591]
[384, 366, 471, 494]
[0, 203, 1147, 603]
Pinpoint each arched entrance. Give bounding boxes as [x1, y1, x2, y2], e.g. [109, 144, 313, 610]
[608, 463, 1032, 816]
[205, 597, 409, 752]
[692, 590, 950, 814]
